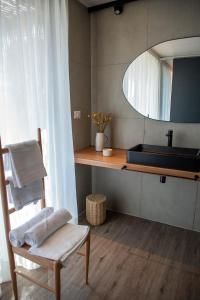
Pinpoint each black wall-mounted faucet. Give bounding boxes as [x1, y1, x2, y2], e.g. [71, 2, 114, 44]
[166, 130, 173, 147]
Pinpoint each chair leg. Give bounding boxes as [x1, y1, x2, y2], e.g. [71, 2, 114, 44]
[54, 262, 61, 300]
[8, 249, 18, 300]
[11, 269, 18, 300]
[85, 232, 90, 285]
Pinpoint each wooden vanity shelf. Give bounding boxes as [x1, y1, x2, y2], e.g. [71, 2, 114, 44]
[74, 147, 200, 181]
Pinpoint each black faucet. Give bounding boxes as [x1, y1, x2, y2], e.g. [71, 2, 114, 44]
[166, 130, 173, 147]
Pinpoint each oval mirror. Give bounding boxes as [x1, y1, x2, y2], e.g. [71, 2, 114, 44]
[123, 37, 200, 123]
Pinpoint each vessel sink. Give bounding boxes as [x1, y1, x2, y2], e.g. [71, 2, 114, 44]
[127, 144, 200, 172]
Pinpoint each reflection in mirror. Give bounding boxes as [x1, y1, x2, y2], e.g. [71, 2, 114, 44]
[123, 37, 200, 123]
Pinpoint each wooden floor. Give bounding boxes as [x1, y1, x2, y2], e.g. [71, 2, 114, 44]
[1, 211, 200, 300]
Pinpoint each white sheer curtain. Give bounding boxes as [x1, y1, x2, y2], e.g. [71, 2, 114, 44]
[123, 50, 161, 119]
[160, 62, 172, 121]
[0, 0, 77, 283]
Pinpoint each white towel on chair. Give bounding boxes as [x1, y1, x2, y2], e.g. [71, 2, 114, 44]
[8, 178, 44, 210]
[7, 140, 47, 188]
[9, 207, 54, 247]
[24, 209, 72, 247]
[28, 223, 89, 266]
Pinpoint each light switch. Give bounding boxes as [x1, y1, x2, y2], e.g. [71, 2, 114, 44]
[74, 111, 81, 119]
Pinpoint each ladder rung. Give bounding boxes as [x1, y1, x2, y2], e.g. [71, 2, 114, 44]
[9, 207, 16, 214]
[14, 268, 55, 293]
[77, 251, 85, 256]
[1, 148, 8, 154]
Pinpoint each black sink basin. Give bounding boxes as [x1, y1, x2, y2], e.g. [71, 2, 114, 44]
[127, 144, 200, 172]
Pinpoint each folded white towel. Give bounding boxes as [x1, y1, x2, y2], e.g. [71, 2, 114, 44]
[24, 209, 72, 248]
[7, 140, 47, 188]
[8, 178, 44, 210]
[28, 223, 89, 266]
[9, 207, 54, 247]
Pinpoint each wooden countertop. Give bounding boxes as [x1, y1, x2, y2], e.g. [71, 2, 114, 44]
[74, 147, 200, 181]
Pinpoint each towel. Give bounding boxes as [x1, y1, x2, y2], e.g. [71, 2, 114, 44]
[9, 207, 54, 247]
[24, 209, 72, 248]
[28, 223, 89, 266]
[7, 140, 47, 188]
[8, 177, 44, 210]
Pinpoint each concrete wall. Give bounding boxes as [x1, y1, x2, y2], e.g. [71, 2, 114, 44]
[91, 0, 200, 231]
[69, 0, 91, 213]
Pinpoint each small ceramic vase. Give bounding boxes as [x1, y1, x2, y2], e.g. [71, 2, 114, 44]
[95, 132, 104, 152]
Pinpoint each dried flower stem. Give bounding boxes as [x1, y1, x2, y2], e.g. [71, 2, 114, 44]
[91, 112, 112, 133]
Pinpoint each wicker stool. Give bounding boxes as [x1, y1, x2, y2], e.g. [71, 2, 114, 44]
[86, 194, 106, 226]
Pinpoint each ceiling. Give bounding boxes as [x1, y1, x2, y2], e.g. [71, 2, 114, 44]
[78, 0, 117, 8]
[153, 37, 200, 59]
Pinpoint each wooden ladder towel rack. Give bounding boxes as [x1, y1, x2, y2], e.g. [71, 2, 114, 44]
[0, 128, 90, 300]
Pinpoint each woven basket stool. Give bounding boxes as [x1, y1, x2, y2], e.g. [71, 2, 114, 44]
[86, 194, 106, 226]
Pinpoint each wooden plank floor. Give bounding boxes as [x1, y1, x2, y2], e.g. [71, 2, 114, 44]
[1, 211, 200, 300]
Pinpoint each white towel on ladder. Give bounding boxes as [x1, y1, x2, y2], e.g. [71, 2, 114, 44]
[7, 140, 47, 188]
[8, 177, 44, 210]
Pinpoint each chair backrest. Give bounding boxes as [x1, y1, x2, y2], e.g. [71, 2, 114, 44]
[0, 128, 46, 244]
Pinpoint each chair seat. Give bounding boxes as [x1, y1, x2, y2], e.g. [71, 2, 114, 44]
[13, 244, 56, 270]
[25, 223, 90, 267]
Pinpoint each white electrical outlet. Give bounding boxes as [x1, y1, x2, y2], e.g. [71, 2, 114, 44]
[74, 111, 81, 119]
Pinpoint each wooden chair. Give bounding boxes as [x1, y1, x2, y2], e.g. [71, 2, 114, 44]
[0, 128, 90, 300]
